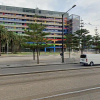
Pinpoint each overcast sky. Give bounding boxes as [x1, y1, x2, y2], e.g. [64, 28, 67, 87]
[0, 0, 100, 35]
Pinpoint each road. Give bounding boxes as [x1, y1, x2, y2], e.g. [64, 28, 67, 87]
[0, 64, 84, 75]
[33, 87, 100, 100]
[0, 67, 100, 100]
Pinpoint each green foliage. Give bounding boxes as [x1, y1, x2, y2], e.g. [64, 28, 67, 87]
[24, 23, 51, 64]
[65, 33, 80, 58]
[74, 29, 90, 54]
[0, 25, 7, 56]
[24, 23, 50, 49]
[92, 33, 100, 53]
[66, 34, 73, 49]
[6, 31, 25, 53]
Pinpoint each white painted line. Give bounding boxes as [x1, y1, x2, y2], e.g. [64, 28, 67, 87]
[32, 86, 100, 100]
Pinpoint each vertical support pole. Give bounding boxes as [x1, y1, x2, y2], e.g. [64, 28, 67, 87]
[7, 40, 8, 55]
[62, 14, 64, 63]
[54, 47, 55, 52]
[45, 48, 46, 52]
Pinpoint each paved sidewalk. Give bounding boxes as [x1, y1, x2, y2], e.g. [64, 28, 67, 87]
[0, 53, 80, 68]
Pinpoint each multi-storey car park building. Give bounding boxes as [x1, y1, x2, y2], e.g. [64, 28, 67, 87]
[0, 5, 80, 52]
[67, 14, 80, 34]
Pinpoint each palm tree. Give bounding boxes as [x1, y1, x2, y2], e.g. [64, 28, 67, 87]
[6, 31, 17, 53]
[0, 25, 7, 56]
[15, 34, 25, 53]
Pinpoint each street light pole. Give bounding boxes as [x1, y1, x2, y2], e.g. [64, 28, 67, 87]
[62, 5, 76, 63]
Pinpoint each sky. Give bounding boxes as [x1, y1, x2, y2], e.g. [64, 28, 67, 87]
[0, 0, 100, 36]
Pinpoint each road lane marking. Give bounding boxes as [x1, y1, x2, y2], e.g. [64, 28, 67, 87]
[32, 86, 100, 100]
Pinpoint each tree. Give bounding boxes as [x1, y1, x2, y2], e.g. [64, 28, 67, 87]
[0, 25, 7, 56]
[24, 23, 50, 64]
[65, 33, 80, 58]
[15, 34, 25, 53]
[65, 34, 74, 58]
[22, 43, 36, 60]
[84, 35, 92, 51]
[92, 33, 100, 54]
[74, 29, 89, 54]
[6, 31, 18, 53]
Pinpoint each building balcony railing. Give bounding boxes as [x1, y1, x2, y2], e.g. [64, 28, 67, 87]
[0, 10, 63, 18]
[0, 19, 26, 23]
[0, 23, 28, 28]
[8, 29, 25, 32]
[43, 31, 63, 34]
[0, 20, 62, 26]
[46, 27, 62, 30]
[45, 35, 62, 38]
[0, 14, 62, 22]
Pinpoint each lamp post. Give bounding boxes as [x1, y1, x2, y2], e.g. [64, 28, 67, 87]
[62, 5, 76, 63]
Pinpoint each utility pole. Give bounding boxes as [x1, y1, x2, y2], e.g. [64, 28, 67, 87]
[62, 5, 76, 63]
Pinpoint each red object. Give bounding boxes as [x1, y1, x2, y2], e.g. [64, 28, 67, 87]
[24, 23, 27, 26]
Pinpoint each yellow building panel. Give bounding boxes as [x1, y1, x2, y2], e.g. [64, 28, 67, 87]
[55, 44, 62, 45]
[53, 41, 55, 43]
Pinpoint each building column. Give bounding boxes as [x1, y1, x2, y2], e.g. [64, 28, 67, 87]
[54, 47, 56, 52]
[54, 44, 56, 52]
[45, 48, 46, 52]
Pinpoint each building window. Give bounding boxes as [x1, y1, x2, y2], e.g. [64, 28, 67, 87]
[39, 10, 41, 14]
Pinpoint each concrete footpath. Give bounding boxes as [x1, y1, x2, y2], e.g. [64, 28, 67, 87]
[0, 53, 80, 68]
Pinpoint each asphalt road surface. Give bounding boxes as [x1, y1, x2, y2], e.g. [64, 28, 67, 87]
[0, 67, 100, 100]
[0, 63, 95, 75]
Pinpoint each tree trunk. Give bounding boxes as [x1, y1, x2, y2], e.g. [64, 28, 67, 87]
[18, 44, 21, 53]
[33, 49, 35, 60]
[5, 44, 7, 53]
[7, 40, 9, 55]
[37, 48, 39, 64]
[11, 40, 13, 53]
[81, 49, 83, 55]
[96, 49, 98, 54]
[0, 36, 1, 56]
[69, 47, 71, 58]
[81, 44, 84, 55]
[39, 48, 40, 56]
